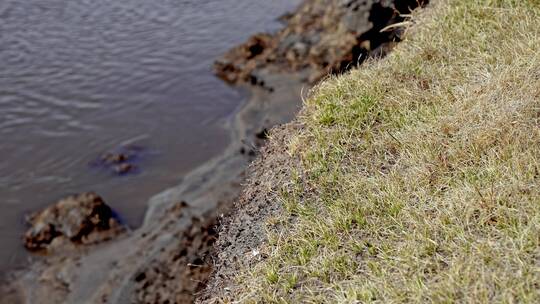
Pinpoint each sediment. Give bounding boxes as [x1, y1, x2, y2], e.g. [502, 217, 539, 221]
[215, 0, 427, 85]
[23, 192, 124, 252]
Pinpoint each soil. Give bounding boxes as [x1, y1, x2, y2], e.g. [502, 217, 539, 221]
[90, 145, 145, 176]
[215, 0, 428, 85]
[197, 123, 302, 303]
[23, 192, 125, 252]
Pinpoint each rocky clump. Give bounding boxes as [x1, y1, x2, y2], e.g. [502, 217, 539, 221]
[23, 192, 124, 251]
[215, 0, 428, 85]
[91, 145, 144, 175]
[100, 152, 137, 175]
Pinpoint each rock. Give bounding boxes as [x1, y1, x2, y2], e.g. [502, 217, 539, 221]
[100, 152, 129, 165]
[214, 0, 429, 85]
[91, 145, 144, 176]
[23, 192, 124, 251]
[214, 33, 275, 84]
[114, 163, 136, 175]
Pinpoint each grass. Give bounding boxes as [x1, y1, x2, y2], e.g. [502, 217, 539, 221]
[224, 0, 540, 302]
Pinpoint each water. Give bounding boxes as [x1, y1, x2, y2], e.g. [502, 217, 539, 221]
[0, 0, 300, 271]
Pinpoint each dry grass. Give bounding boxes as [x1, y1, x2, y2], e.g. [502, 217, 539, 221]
[223, 0, 540, 302]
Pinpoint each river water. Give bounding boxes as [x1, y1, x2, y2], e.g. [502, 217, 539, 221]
[0, 0, 300, 271]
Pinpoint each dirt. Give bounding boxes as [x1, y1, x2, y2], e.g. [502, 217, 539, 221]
[198, 123, 302, 303]
[215, 0, 428, 85]
[2, 200, 223, 304]
[23, 192, 125, 252]
[90, 145, 145, 176]
[132, 216, 218, 304]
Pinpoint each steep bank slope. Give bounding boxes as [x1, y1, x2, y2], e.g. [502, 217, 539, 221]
[203, 0, 540, 302]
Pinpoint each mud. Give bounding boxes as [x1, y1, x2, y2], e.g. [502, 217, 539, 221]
[215, 0, 429, 85]
[23, 193, 124, 252]
[198, 124, 302, 303]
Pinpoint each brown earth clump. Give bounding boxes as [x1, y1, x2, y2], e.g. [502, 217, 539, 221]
[23, 192, 124, 251]
[215, 0, 428, 85]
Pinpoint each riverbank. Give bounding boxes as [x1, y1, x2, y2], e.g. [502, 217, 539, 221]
[0, 72, 304, 303]
[201, 0, 540, 302]
[0, 0, 304, 272]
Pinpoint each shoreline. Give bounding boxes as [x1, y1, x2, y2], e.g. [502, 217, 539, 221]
[1, 72, 305, 303]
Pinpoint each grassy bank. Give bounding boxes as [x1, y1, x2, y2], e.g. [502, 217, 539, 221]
[218, 0, 540, 302]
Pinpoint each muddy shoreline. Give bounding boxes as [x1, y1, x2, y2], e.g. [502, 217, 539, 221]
[0, 0, 305, 272]
[0, 73, 305, 303]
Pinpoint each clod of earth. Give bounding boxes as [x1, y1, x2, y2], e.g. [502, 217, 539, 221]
[91, 145, 144, 175]
[101, 152, 129, 164]
[133, 217, 218, 303]
[215, 0, 429, 85]
[114, 163, 136, 175]
[23, 192, 124, 251]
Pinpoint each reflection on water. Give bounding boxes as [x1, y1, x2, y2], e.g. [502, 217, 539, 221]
[0, 0, 300, 271]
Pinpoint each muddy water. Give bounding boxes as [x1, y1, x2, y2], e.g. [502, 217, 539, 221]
[0, 0, 300, 270]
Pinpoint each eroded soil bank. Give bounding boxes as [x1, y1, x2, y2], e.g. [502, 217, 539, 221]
[203, 0, 429, 302]
[1, 1, 426, 303]
[203, 0, 540, 301]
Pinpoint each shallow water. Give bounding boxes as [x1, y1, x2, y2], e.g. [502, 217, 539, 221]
[0, 0, 300, 271]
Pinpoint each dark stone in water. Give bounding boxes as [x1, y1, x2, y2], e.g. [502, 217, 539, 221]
[101, 152, 129, 165]
[114, 163, 136, 175]
[91, 145, 144, 176]
[23, 192, 124, 251]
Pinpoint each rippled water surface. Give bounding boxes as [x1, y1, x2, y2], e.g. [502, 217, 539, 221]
[0, 0, 300, 270]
